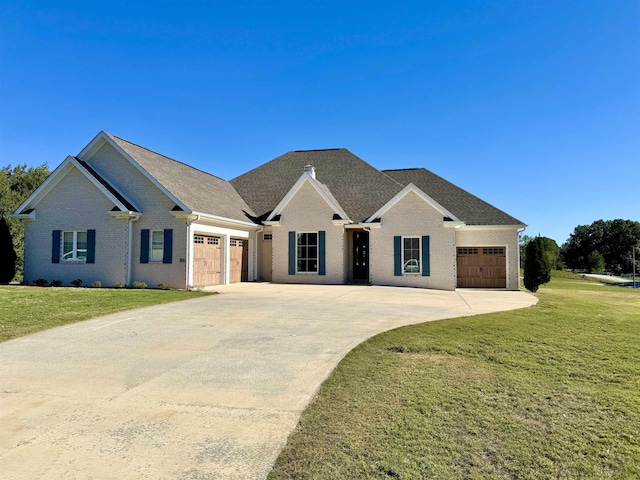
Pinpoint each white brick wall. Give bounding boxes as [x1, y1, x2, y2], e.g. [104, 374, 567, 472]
[23, 143, 190, 288]
[87, 143, 188, 289]
[370, 191, 457, 290]
[455, 228, 521, 290]
[24, 168, 128, 286]
[272, 181, 346, 284]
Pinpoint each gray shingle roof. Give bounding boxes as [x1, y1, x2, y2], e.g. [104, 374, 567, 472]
[230, 149, 404, 222]
[383, 168, 524, 226]
[107, 134, 255, 223]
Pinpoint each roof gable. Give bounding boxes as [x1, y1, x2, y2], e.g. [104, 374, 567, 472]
[366, 183, 460, 223]
[79, 132, 256, 224]
[13, 156, 139, 218]
[231, 149, 404, 222]
[267, 171, 349, 221]
[383, 168, 525, 226]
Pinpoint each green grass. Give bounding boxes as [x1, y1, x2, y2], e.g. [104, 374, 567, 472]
[269, 278, 640, 479]
[0, 286, 211, 342]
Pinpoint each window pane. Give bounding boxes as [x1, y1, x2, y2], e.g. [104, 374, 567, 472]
[76, 232, 87, 260]
[62, 232, 73, 259]
[151, 231, 164, 261]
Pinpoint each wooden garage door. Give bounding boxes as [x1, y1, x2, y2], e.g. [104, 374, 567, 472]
[229, 239, 248, 283]
[193, 236, 221, 287]
[457, 247, 506, 288]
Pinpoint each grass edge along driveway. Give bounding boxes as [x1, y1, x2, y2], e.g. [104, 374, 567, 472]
[269, 276, 640, 479]
[0, 286, 211, 342]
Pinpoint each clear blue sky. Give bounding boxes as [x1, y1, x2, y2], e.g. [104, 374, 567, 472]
[1, 1, 638, 244]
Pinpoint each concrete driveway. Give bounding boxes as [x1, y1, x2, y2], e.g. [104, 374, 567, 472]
[0, 284, 536, 479]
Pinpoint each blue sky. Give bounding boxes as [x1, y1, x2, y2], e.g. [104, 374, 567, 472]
[1, 0, 638, 244]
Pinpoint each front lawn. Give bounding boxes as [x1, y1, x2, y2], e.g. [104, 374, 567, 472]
[270, 277, 640, 479]
[0, 286, 211, 342]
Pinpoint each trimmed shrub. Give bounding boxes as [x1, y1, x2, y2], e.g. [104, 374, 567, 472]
[90, 281, 102, 288]
[157, 282, 172, 290]
[50, 279, 62, 287]
[131, 281, 147, 289]
[33, 278, 48, 287]
[114, 281, 125, 288]
[524, 237, 551, 293]
[71, 279, 83, 287]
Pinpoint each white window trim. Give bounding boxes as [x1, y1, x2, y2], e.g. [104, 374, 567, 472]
[296, 231, 319, 274]
[402, 236, 421, 275]
[150, 230, 164, 263]
[62, 230, 87, 262]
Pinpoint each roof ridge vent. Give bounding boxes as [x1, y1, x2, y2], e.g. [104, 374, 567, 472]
[304, 164, 316, 179]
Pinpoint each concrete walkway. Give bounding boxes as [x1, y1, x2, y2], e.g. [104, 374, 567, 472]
[0, 284, 537, 479]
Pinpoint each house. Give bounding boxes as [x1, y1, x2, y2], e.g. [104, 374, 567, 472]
[13, 132, 525, 290]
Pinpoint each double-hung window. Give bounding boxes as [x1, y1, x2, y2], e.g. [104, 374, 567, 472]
[297, 232, 318, 273]
[150, 230, 164, 262]
[140, 229, 172, 264]
[394, 235, 430, 277]
[62, 231, 87, 262]
[403, 237, 421, 274]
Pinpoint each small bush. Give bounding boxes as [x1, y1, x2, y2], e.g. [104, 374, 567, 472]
[157, 282, 172, 290]
[90, 281, 102, 288]
[33, 278, 48, 287]
[50, 279, 62, 287]
[131, 281, 147, 289]
[71, 279, 83, 287]
[114, 281, 125, 288]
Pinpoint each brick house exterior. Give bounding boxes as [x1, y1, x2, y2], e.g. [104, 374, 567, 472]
[14, 132, 525, 290]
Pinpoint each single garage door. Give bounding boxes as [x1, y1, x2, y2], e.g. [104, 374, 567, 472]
[193, 235, 221, 287]
[457, 247, 506, 288]
[230, 239, 248, 283]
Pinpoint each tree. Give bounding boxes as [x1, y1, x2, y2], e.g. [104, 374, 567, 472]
[519, 234, 532, 268]
[0, 163, 50, 282]
[524, 237, 551, 292]
[0, 218, 16, 283]
[587, 251, 605, 273]
[562, 219, 640, 274]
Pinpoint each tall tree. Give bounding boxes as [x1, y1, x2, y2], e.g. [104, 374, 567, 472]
[0, 163, 50, 282]
[562, 220, 640, 274]
[524, 237, 551, 292]
[0, 218, 16, 283]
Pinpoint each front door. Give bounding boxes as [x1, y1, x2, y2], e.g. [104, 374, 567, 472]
[352, 231, 369, 281]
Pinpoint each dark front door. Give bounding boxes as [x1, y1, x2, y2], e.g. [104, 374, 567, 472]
[352, 231, 369, 281]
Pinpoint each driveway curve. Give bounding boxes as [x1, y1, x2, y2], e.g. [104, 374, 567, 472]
[0, 284, 536, 479]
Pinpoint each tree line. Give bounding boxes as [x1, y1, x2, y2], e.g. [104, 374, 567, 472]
[521, 219, 640, 292]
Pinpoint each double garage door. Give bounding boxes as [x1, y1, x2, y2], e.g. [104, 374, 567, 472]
[457, 247, 506, 288]
[192, 236, 247, 287]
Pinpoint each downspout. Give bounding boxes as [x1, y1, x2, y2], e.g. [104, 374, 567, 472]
[517, 226, 527, 289]
[185, 214, 200, 289]
[127, 213, 141, 286]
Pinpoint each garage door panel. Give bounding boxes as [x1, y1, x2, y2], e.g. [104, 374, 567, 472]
[193, 236, 221, 287]
[457, 246, 506, 288]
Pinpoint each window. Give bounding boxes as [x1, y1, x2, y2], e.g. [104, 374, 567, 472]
[140, 229, 172, 264]
[150, 230, 164, 262]
[62, 231, 87, 261]
[263, 233, 272, 241]
[194, 235, 204, 244]
[403, 237, 420, 274]
[483, 247, 504, 255]
[297, 232, 318, 272]
[207, 237, 219, 245]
